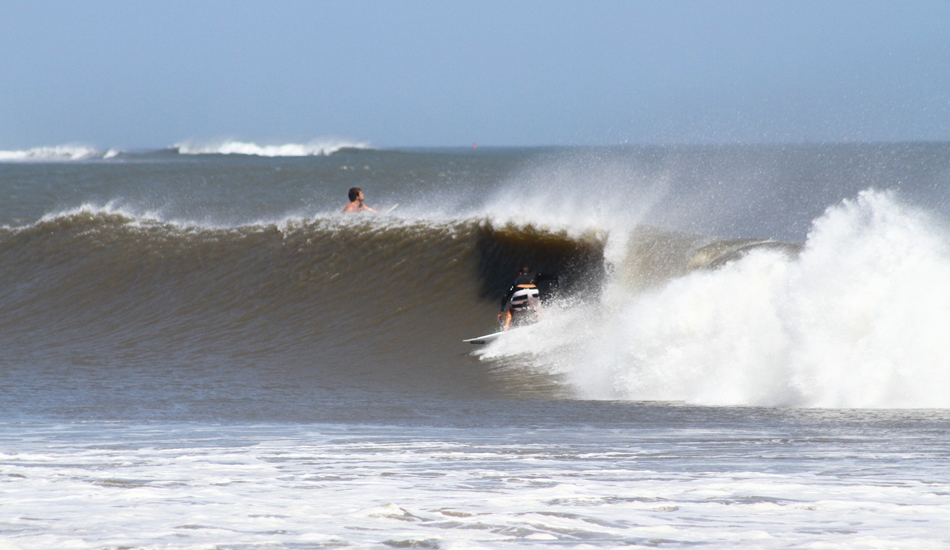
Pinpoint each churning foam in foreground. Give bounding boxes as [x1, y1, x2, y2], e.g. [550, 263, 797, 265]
[174, 139, 370, 157]
[481, 189, 950, 408]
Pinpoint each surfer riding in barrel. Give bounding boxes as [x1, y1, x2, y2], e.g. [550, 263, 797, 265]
[464, 265, 559, 344]
[497, 265, 551, 331]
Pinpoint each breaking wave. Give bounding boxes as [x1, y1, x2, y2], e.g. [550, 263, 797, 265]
[3, 186, 949, 409]
[173, 139, 372, 157]
[478, 190, 950, 408]
[0, 144, 121, 162]
[0, 139, 371, 162]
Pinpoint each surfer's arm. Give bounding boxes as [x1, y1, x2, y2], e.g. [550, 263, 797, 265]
[500, 286, 515, 311]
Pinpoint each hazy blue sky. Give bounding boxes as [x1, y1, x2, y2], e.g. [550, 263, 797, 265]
[1, 0, 948, 149]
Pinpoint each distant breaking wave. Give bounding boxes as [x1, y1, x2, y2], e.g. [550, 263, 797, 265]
[174, 139, 372, 157]
[0, 144, 120, 162]
[0, 139, 371, 161]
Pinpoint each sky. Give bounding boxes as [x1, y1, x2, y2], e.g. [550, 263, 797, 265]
[1, 0, 948, 149]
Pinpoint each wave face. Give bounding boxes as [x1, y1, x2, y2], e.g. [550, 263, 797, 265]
[0, 210, 612, 416]
[2, 144, 950, 414]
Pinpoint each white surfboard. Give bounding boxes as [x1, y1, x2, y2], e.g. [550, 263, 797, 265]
[463, 330, 506, 345]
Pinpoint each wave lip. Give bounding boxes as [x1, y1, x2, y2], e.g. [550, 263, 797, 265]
[0, 144, 114, 162]
[490, 189, 950, 409]
[174, 139, 371, 157]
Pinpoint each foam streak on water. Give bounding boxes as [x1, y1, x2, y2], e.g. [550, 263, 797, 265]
[1, 420, 949, 550]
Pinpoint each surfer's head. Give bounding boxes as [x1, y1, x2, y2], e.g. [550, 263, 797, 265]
[515, 266, 535, 285]
[348, 187, 363, 202]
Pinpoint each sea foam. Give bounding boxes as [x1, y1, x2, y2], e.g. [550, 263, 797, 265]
[481, 189, 950, 408]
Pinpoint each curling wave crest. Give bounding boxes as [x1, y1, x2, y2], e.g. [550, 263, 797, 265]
[480, 190, 950, 408]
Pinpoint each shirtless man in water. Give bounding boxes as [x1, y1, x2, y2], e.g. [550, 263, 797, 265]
[343, 187, 379, 214]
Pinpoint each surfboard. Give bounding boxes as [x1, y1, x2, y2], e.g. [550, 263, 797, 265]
[463, 330, 506, 345]
[384, 204, 399, 214]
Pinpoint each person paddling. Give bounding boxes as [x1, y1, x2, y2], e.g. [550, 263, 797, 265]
[343, 187, 379, 214]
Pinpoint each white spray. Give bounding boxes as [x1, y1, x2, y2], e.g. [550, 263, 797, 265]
[481, 189, 950, 408]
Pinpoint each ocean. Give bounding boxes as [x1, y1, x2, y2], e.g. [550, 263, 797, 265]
[2, 141, 950, 548]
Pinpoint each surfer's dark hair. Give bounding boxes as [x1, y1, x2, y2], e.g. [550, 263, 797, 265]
[348, 187, 362, 202]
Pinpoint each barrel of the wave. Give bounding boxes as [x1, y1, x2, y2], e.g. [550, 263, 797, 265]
[464, 269, 558, 345]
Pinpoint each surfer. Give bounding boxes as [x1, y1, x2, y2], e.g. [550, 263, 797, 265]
[343, 187, 379, 214]
[497, 265, 542, 331]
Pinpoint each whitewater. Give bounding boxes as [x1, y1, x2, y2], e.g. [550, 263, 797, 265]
[2, 142, 950, 549]
[480, 189, 950, 408]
